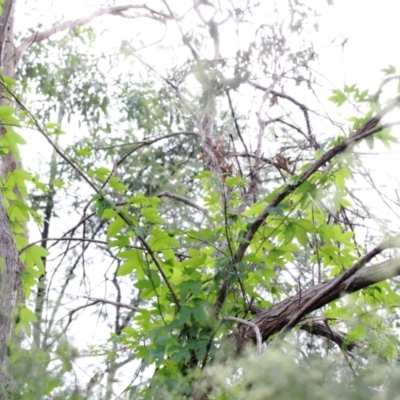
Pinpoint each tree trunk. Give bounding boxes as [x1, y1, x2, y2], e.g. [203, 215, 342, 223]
[0, 1, 24, 396]
[0, 194, 19, 396]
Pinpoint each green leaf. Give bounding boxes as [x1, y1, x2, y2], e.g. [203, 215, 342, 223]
[191, 304, 207, 324]
[117, 249, 145, 277]
[0, 105, 14, 115]
[295, 225, 308, 247]
[179, 280, 202, 299]
[110, 176, 128, 192]
[109, 235, 130, 248]
[6, 130, 26, 145]
[51, 178, 64, 189]
[225, 176, 246, 187]
[267, 204, 286, 216]
[141, 207, 164, 224]
[375, 128, 399, 149]
[0, 74, 16, 86]
[149, 269, 161, 287]
[365, 136, 374, 150]
[242, 201, 265, 216]
[183, 249, 207, 269]
[107, 216, 125, 238]
[148, 228, 180, 251]
[295, 219, 318, 233]
[75, 146, 92, 156]
[178, 306, 193, 325]
[21, 245, 49, 276]
[346, 324, 367, 342]
[117, 261, 135, 276]
[283, 223, 296, 244]
[89, 167, 111, 182]
[15, 307, 37, 334]
[328, 89, 346, 106]
[96, 197, 114, 218]
[381, 65, 396, 75]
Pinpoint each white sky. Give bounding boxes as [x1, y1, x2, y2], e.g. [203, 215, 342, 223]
[319, 0, 400, 88]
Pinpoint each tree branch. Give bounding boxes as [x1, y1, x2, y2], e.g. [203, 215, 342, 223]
[16, 4, 173, 58]
[250, 82, 317, 149]
[85, 297, 141, 313]
[19, 237, 109, 255]
[273, 234, 400, 343]
[232, 255, 400, 352]
[299, 317, 359, 352]
[116, 132, 198, 168]
[156, 191, 209, 216]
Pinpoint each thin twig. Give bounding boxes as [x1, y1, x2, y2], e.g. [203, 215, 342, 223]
[19, 237, 109, 255]
[156, 191, 209, 215]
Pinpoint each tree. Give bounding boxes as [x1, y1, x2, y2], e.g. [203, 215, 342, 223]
[0, 0, 400, 399]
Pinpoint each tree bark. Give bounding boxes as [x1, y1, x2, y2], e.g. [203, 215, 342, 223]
[0, 192, 18, 396]
[232, 257, 400, 352]
[0, 1, 23, 396]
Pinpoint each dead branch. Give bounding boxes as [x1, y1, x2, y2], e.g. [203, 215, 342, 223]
[250, 82, 317, 148]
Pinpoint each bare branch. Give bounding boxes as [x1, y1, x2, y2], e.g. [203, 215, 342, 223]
[17, 4, 173, 58]
[227, 151, 280, 169]
[156, 191, 209, 216]
[19, 237, 109, 255]
[86, 297, 141, 313]
[250, 82, 317, 149]
[117, 132, 198, 168]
